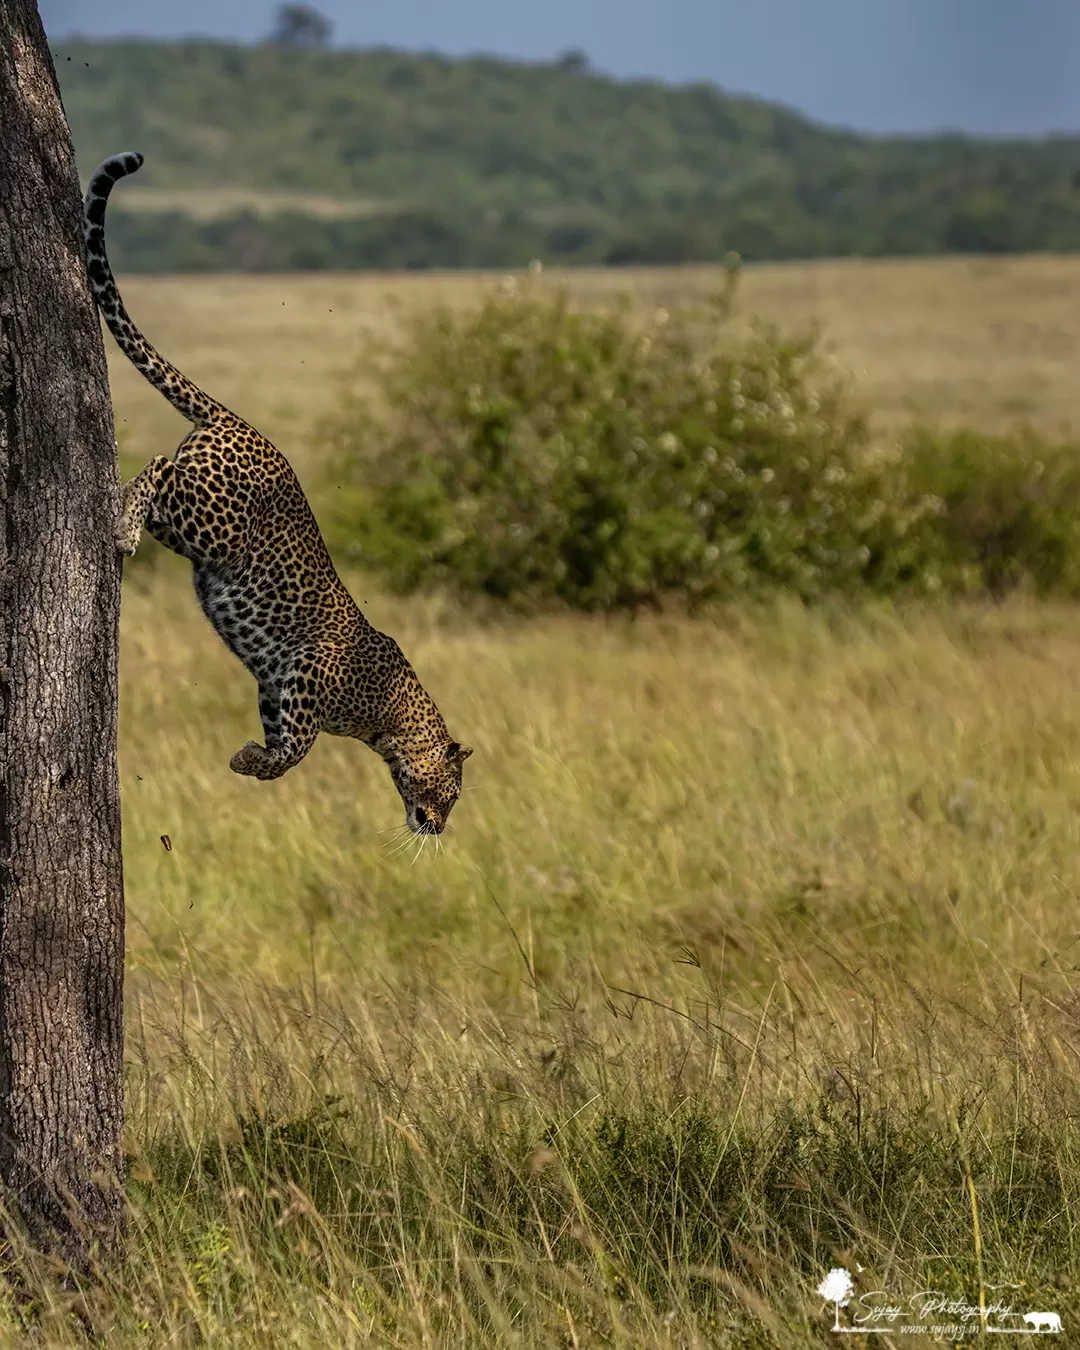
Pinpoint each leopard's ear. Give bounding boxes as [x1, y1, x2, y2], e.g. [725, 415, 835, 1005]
[445, 741, 473, 765]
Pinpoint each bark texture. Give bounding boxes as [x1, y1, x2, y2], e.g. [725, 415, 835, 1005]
[0, 1, 125, 1265]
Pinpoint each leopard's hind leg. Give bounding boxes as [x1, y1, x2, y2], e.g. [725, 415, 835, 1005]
[116, 455, 175, 556]
[119, 439, 255, 565]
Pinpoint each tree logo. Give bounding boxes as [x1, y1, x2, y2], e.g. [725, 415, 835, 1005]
[816, 1267, 855, 1332]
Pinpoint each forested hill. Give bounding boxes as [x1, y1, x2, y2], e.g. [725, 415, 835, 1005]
[54, 37, 1080, 272]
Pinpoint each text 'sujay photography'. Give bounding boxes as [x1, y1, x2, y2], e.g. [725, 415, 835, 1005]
[0, 0, 1077, 1343]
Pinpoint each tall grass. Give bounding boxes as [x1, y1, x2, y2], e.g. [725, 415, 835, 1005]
[3, 571, 1071, 1345]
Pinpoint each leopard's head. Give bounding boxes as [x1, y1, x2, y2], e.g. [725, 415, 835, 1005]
[379, 735, 473, 835]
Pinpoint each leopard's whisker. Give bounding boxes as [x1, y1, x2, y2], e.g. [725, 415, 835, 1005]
[384, 829, 416, 858]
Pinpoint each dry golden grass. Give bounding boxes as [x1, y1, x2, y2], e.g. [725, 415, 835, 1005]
[120, 578, 1080, 1004]
[105, 578, 1080, 1349]
[109, 255, 1080, 487]
[24, 260, 1079, 1347]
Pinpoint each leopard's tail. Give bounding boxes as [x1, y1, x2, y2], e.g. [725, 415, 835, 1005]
[84, 152, 230, 428]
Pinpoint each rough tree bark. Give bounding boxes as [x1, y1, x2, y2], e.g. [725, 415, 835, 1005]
[0, 1, 125, 1266]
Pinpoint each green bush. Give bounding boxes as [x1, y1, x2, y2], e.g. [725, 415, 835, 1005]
[320, 272, 1080, 610]
[322, 270, 933, 610]
[889, 427, 1080, 598]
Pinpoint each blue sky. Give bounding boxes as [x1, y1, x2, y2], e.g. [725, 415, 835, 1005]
[39, 0, 1080, 137]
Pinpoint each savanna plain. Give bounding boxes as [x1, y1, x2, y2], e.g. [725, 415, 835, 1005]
[18, 257, 1080, 1347]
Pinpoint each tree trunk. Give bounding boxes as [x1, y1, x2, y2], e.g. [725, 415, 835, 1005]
[0, 1, 125, 1267]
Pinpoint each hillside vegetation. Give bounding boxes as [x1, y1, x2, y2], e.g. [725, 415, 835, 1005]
[56, 37, 1080, 270]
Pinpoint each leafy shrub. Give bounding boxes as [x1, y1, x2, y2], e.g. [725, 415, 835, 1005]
[320, 272, 1080, 610]
[322, 270, 934, 610]
[888, 427, 1080, 598]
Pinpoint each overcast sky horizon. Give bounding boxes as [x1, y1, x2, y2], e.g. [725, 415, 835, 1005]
[37, 1, 1080, 138]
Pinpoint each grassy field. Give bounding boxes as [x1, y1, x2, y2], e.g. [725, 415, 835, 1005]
[22, 259, 1080, 1346]
[107, 255, 1080, 490]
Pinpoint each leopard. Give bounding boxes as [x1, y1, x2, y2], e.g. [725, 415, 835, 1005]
[83, 151, 472, 837]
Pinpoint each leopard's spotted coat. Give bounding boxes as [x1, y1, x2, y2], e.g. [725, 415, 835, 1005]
[84, 152, 471, 835]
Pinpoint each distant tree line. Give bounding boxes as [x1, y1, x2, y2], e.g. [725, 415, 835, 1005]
[54, 38, 1080, 272]
[99, 196, 1080, 274]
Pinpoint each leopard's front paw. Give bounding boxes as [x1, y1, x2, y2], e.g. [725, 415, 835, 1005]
[115, 523, 140, 557]
[230, 740, 270, 777]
